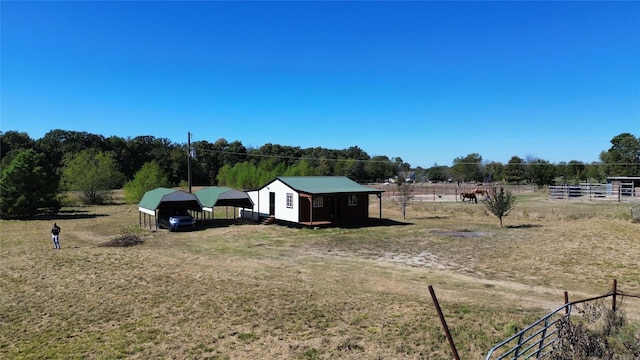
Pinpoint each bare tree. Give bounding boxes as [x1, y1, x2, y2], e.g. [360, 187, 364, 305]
[395, 182, 414, 220]
[484, 187, 517, 227]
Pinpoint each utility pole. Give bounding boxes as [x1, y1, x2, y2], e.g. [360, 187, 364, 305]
[188, 132, 192, 193]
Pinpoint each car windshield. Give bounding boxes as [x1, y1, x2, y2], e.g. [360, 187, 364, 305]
[160, 208, 190, 218]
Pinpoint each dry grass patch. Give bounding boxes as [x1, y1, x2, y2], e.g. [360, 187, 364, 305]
[1, 194, 639, 359]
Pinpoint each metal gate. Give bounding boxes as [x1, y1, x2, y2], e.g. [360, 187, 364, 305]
[485, 282, 636, 360]
[485, 302, 572, 359]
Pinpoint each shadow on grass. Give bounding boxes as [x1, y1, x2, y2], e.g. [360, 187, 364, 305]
[193, 217, 414, 229]
[11, 209, 110, 221]
[341, 218, 413, 229]
[506, 224, 542, 229]
[199, 218, 252, 229]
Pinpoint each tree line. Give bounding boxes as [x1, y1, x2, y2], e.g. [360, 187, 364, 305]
[437, 133, 639, 186]
[1, 129, 638, 217]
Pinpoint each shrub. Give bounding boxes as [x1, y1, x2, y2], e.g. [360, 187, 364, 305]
[484, 187, 517, 227]
[550, 301, 640, 359]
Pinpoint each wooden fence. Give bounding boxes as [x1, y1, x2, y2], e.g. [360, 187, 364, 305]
[369, 183, 537, 202]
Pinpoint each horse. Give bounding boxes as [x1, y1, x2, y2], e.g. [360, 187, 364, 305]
[460, 192, 477, 204]
[472, 188, 488, 198]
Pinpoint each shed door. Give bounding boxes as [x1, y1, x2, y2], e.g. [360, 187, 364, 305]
[269, 192, 276, 216]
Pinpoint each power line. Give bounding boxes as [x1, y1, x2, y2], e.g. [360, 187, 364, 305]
[190, 147, 640, 167]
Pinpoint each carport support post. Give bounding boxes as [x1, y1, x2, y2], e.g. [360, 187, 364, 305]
[429, 285, 460, 360]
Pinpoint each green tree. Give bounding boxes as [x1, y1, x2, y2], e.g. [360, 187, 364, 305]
[504, 156, 526, 184]
[0, 149, 60, 217]
[334, 158, 356, 177]
[528, 159, 556, 186]
[124, 136, 175, 183]
[366, 156, 395, 182]
[1, 131, 36, 165]
[234, 161, 259, 189]
[347, 160, 367, 182]
[585, 163, 605, 183]
[36, 129, 106, 166]
[215, 164, 233, 187]
[252, 143, 301, 167]
[484, 187, 517, 228]
[61, 150, 125, 204]
[426, 163, 449, 183]
[256, 159, 285, 186]
[393, 157, 410, 173]
[284, 160, 315, 176]
[599, 133, 640, 176]
[168, 145, 189, 186]
[104, 135, 131, 178]
[221, 140, 248, 167]
[451, 153, 482, 183]
[566, 160, 586, 184]
[123, 162, 171, 203]
[484, 161, 505, 183]
[344, 146, 370, 161]
[216, 161, 264, 189]
[555, 162, 568, 184]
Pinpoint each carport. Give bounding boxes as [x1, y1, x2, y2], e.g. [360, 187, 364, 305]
[195, 186, 254, 221]
[138, 188, 203, 231]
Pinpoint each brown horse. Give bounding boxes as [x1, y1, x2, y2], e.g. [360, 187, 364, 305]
[473, 188, 488, 198]
[460, 192, 477, 204]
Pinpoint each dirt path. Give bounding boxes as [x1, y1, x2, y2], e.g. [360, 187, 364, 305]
[300, 245, 638, 321]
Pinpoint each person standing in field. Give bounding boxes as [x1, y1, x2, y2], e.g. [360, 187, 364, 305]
[51, 223, 61, 249]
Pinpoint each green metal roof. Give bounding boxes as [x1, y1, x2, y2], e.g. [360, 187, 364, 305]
[194, 186, 232, 207]
[276, 176, 383, 195]
[138, 187, 202, 212]
[195, 187, 254, 208]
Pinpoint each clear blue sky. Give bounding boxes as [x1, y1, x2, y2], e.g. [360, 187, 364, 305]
[2, 1, 639, 167]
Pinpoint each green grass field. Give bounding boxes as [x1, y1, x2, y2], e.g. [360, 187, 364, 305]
[1, 192, 639, 359]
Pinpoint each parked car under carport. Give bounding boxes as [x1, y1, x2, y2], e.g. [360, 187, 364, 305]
[138, 188, 203, 231]
[158, 207, 196, 231]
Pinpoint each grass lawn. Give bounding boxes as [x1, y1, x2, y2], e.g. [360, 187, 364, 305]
[1, 191, 639, 359]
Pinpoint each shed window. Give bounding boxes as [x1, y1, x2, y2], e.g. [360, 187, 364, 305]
[286, 193, 293, 208]
[348, 194, 358, 206]
[313, 196, 323, 208]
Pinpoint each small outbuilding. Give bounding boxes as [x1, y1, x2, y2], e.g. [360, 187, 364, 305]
[138, 188, 203, 230]
[242, 176, 383, 227]
[606, 176, 640, 197]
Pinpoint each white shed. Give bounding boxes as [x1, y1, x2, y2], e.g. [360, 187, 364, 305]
[241, 176, 383, 227]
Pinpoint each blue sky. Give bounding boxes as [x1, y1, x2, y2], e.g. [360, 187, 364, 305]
[2, 1, 638, 168]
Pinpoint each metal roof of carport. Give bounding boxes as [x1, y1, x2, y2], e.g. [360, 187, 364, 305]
[195, 187, 254, 210]
[138, 188, 203, 215]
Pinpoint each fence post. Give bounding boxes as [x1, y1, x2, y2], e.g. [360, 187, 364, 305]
[564, 291, 569, 315]
[428, 286, 460, 360]
[612, 279, 617, 312]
